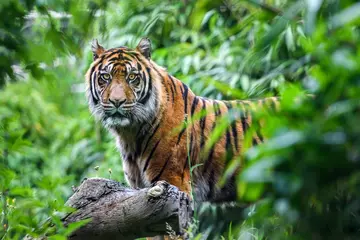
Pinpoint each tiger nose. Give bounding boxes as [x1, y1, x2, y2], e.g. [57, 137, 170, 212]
[109, 98, 126, 108]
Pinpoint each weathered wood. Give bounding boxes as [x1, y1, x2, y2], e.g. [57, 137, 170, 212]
[61, 178, 193, 240]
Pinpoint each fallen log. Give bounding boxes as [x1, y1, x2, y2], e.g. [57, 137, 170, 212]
[57, 178, 193, 239]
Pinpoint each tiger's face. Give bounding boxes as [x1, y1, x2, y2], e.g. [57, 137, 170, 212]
[85, 38, 158, 130]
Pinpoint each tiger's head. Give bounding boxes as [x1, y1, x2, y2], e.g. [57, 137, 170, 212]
[85, 38, 161, 130]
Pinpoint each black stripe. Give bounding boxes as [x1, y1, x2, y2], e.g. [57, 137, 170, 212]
[132, 55, 147, 71]
[225, 133, 234, 165]
[183, 155, 189, 175]
[225, 124, 232, 152]
[135, 141, 142, 159]
[97, 63, 103, 72]
[254, 100, 265, 144]
[188, 128, 194, 169]
[122, 56, 133, 62]
[241, 116, 248, 135]
[181, 155, 189, 184]
[188, 100, 199, 169]
[253, 127, 264, 146]
[153, 67, 165, 85]
[177, 125, 186, 145]
[252, 138, 258, 146]
[133, 60, 147, 98]
[108, 57, 132, 63]
[258, 132, 264, 142]
[223, 102, 233, 164]
[118, 52, 125, 61]
[139, 67, 152, 104]
[130, 52, 148, 66]
[213, 101, 221, 117]
[177, 83, 189, 144]
[124, 51, 138, 56]
[151, 155, 171, 183]
[225, 102, 239, 152]
[102, 50, 127, 61]
[168, 75, 177, 99]
[169, 82, 175, 103]
[143, 140, 161, 172]
[136, 123, 151, 158]
[190, 97, 199, 116]
[182, 83, 188, 109]
[138, 71, 147, 97]
[102, 50, 122, 60]
[269, 97, 278, 111]
[207, 169, 215, 199]
[137, 62, 142, 71]
[231, 120, 239, 152]
[89, 66, 99, 104]
[142, 121, 161, 155]
[223, 102, 232, 149]
[190, 135, 197, 165]
[239, 102, 248, 136]
[242, 101, 263, 146]
[202, 101, 221, 173]
[183, 120, 195, 175]
[135, 118, 158, 156]
[203, 146, 215, 174]
[107, 57, 118, 62]
[136, 117, 157, 138]
[199, 99, 207, 148]
[190, 98, 198, 163]
[112, 61, 132, 69]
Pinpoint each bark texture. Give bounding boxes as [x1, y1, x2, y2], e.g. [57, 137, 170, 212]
[62, 177, 193, 240]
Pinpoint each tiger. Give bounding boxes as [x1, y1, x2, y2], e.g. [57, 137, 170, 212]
[85, 37, 278, 204]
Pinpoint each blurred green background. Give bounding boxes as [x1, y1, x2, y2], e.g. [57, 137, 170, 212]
[1, 0, 360, 239]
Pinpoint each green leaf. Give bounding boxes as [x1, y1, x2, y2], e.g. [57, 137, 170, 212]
[63, 218, 92, 236]
[329, 2, 360, 29]
[238, 181, 265, 201]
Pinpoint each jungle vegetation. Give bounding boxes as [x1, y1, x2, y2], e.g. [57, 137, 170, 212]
[1, 0, 360, 239]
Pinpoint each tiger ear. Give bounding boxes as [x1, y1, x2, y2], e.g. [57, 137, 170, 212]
[91, 39, 105, 60]
[136, 37, 151, 59]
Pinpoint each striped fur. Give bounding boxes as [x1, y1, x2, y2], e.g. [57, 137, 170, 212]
[85, 38, 279, 202]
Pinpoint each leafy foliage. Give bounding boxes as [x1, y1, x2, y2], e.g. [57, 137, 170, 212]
[1, 0, 360, 239]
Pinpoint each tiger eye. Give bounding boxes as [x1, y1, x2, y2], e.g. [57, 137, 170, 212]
[128, 73, 136, 80]
[101, 73, 111, 81]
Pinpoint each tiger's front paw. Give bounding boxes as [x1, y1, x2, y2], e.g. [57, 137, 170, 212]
[147, 184, 164, 197]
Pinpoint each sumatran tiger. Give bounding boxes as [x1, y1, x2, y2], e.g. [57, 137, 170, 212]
[85, 38, 278, 204]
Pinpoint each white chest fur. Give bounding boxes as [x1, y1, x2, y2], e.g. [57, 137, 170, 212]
[115, 136, 150, 188]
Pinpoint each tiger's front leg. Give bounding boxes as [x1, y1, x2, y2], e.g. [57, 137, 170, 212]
[145, 167, 192, 240]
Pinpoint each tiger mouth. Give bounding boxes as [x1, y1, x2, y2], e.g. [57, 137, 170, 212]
[103, 112, 131, 128]
[110, 112, 127, 118]
[104, 109, 128, 119]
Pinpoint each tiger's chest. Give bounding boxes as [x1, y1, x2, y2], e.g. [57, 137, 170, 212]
[122, 156, 149, 188]
[115, 137, 150, 188]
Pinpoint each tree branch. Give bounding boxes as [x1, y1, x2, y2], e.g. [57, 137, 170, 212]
[27, 178, 193, 240]
[66, 178, 193, 239]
